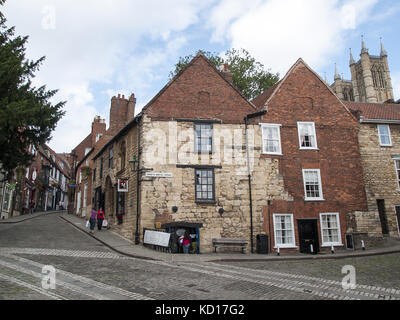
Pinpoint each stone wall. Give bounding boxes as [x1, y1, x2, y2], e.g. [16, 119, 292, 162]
[140, 118, 292, 253]
[355, 122, 400, 237]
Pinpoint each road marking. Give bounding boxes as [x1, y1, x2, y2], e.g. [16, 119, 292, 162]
[6, 254, 152, 300]
[205, 262, 400, 297]
[0, 247, 124, 259]
[0, 273, 66, 300]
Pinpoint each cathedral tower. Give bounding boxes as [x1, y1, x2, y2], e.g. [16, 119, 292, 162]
[332, 37, 394, 104]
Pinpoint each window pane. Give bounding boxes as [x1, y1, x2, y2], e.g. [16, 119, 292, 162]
[378, 125, 389, 135]
[262, 125, 281, 154]
[195, 169, 214, 201]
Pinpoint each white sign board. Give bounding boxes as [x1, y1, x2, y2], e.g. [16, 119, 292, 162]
[145, 172, 173, 178]
[144, 230, 171, 247]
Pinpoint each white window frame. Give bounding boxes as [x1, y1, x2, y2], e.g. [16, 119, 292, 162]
[319, 213, 343, 246]
[297, 122, 318, 150]
[378, 124, 392, 146]
[261, 123, 282, 155]
[302, 169, 324, 201]
[273, 214, 296, 248]
[394, 159, 400, 190]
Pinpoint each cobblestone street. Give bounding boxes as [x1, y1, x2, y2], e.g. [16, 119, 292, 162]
[1, 213, 400, 301]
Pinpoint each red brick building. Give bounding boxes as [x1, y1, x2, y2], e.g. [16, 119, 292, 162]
[253, 58, 368, 253]
[71, 94, 136, 218]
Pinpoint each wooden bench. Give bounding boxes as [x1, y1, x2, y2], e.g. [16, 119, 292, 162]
[212, 238, 248, 253]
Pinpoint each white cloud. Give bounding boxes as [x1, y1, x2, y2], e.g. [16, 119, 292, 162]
[207, 0, 378, 76]
[2, 0, 213, 152]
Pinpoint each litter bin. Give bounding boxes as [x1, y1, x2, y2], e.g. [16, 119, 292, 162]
[256, 234, 268, 254]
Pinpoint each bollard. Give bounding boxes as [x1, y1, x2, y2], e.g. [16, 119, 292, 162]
[310, 244, 313, 253]
[331, 245, 335, 254]
[277, 247, 280, 256]
[361, 240, 365, 251]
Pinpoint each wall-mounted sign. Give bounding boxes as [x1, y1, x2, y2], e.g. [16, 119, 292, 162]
[118, 179, 129, 192]
[145, 172, 173, 178]
[144, 230, 171, 247]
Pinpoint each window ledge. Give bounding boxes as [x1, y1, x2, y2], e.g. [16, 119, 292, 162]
[304, 198, 325, 202]
[321, 243, 343, 247]
[195, 201, 216, 205]
[274, 246, 298, 249]
[262, 153, 283, 156]
[299, 148, 319, 151]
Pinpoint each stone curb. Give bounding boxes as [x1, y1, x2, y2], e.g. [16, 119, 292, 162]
[0, 211, 62, 224]
[59, 214, 400, 263]
[59, 215, 158, 261]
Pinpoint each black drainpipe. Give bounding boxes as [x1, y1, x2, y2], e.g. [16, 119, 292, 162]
[244, 110, 267, 254]
[135, 116, 142, 245]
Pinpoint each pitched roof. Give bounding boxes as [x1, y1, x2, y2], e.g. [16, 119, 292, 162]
[344, 101, 400, 121]
[142, 53, 258, 118]
[251, 81, 281, 109]
[253, 58, 357, 121]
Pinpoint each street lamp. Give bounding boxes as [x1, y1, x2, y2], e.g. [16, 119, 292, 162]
[129, 155, 139, 172]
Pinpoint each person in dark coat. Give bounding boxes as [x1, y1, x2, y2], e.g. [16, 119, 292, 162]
[89, 209, 97, 234]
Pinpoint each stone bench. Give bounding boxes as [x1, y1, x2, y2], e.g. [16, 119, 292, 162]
[212, 238, 248, 253]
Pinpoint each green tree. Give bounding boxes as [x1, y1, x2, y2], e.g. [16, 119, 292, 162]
[170, 48, 280, 100]
[0, 1, 65, 180]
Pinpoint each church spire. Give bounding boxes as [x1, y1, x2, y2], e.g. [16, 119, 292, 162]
[361, 35, 368, 54]
[349, 48, 355, 65]
[334, 63, 341, 80]
[380, 37, 388, 57]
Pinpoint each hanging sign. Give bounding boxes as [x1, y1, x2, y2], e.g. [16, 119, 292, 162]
[118, 179, 129, 192]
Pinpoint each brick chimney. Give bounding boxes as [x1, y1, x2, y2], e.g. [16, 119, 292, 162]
[220, 63, 233, 84]
[109, 94, 129, 135]
[91, 115, 106, 146]
[127, 93, 136, 122]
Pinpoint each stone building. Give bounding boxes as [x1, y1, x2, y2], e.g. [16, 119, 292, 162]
[23, 145, 71, 213]
[92, 54, 289, 252]
[345, 101, 400, 239]
[252, 58, 369, 253]
[331, 37, 394, 104]
[71, 94, 136, 218]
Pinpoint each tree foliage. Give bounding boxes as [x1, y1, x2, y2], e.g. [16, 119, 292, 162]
[170, 48, 280, 100]
[0, 2, 65, 180]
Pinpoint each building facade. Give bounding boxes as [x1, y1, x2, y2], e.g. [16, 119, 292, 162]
[72, 94, 136, 219]
[253, 59, 369, 253]
[345, 101, 400, 239]
[90, 55, 373, 254]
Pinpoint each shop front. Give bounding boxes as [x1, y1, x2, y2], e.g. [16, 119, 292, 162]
[161, 222, 203, 254]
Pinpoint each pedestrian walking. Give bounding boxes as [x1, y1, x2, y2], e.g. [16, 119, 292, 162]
[89, 209, 97, 234]
[29, 200, 35, 215]
[97, 207, 105, 231]
[181, 230, 191, 254]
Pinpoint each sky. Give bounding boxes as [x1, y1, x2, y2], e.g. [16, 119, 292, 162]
[2, 0, 400, 153]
